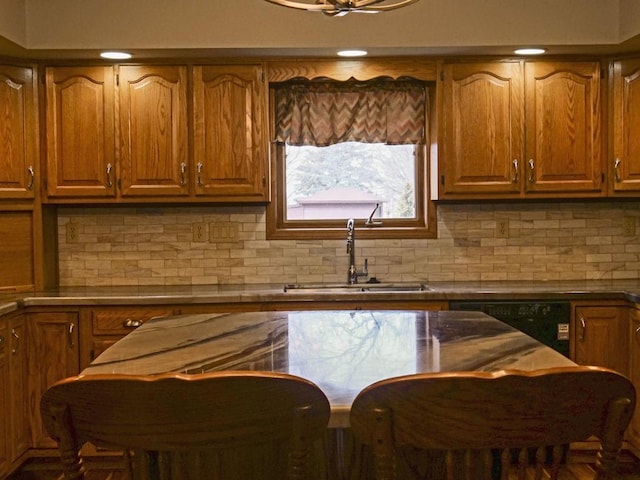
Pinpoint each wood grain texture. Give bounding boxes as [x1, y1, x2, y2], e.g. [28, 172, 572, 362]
[350, 366, 635, 480]
[45, 66, 116, 198]
[40, 372, 330, 480]
[193, 64, 268, 200]
[0, 64, 37, 199]
[118, 65, 189, 197]
[611, 58, 640, 195]
[524, 62, 602, 195]
[439, 61, 524, 196]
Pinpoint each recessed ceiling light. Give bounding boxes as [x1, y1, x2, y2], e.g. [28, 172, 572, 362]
[337, 49, 368, 57]
[513, 48, 547, 55]
[100, 51, 133, 60]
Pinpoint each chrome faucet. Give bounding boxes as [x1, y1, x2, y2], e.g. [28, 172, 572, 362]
[346, 218, 368, 284]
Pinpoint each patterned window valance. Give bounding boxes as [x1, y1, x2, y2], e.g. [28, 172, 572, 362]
[273, 78, 427, 146]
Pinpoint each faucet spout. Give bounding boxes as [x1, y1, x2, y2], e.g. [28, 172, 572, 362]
[346, 218, 368, 284]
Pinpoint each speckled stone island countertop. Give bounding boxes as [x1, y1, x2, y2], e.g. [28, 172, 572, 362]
[81, 309, 575, 428]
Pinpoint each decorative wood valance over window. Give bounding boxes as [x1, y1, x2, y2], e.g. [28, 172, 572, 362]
[272, 78, 427, 146]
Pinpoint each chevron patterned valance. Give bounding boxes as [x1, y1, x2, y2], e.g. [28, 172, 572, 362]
[273, 78, 427, 146]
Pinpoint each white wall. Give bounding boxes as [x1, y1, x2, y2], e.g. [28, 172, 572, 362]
[8, 0, 623, 54]
[0, 0, 26, 45]
[620, 0, 640, 42]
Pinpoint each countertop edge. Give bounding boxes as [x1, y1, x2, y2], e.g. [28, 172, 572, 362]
[5, 281, 640, 312]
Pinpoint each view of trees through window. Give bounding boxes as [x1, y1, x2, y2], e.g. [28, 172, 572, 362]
[285, 142, 417, 221]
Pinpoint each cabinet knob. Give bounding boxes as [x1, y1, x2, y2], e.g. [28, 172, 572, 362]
[180, 162, 187, 186]
[27, 165, 35, 190]
[197, 162, 204, 186]
[11, 329, 19, 354]
[106, 163, 114, 188]
[123, 319, 143, 328]
[511, 159, 519, 183]
[67, 322, 75, 348]
[614, 158, 622, 183]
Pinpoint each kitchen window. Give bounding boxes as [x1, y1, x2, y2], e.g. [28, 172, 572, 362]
[267, 77, 436, 240]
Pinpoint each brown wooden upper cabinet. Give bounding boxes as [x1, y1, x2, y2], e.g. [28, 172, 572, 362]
[438, 60, 603, 199]
[193, 65, 269, 201]
[0, 65, 38, 199]
[118, 65, 189, 197]
[610, 57, 640, 195]
[44, 63, 269, 203]
[44, 66, 116, 198]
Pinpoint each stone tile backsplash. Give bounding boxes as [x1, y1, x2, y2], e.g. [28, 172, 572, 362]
[57, 202, 640, 286]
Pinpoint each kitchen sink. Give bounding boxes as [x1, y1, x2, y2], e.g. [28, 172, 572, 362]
[282, 283, 429, 293]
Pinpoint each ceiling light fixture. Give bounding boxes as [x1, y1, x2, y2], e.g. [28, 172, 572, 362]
[264, 0, 420, 16]
[513, 48, 547, 55]
[337, 49, 368, 57]
[100, 51, 133, 60]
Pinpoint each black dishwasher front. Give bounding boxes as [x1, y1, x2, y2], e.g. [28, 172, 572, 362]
[449, 300, 571, 358]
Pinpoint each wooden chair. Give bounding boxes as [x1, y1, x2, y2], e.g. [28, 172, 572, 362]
[349, 366, 636, 480]
[40, 371, 331, 480]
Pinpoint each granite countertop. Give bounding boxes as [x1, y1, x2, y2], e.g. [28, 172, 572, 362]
[3, 279, 640, 310]
[82, 309, 575, 427]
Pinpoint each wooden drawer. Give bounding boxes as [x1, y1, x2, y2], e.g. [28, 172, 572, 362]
[92, 308, 176, 336]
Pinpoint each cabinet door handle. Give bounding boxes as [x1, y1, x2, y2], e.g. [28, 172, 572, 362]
[197, 162, 204, 186]
[511, 159, 519, 183]
[614, 158, 622, 183]
[528, 159, 535, 184]
[579, 317, 586, 342]
[11, 329, 19, 354]
[123, 319, 143, 328]
[27, 165, 35, 190]
[0, 335, 4, 346]
[106, 163, 114, 188]
[67, 322, 75, 348]
[180, 162, 187, 186]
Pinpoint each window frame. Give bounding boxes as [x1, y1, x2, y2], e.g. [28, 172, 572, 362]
[267, 136, 436, 241]
[265, 60, 438, 240]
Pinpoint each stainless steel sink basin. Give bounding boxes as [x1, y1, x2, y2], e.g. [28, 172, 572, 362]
[282, 283, 429, 293]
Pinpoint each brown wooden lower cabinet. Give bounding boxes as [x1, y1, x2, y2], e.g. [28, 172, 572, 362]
[0, 316, 9, 477]
[8, 314, 28, 465]
[0, 313, 29, 479]
[79, 307, 180, 370]
[27, 311, 80, 449]
[572, 302, 629, 375]
[627, 307, 640, 457]
[3, 299, 640, 479]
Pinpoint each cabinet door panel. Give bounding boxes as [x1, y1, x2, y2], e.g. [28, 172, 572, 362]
[27, 312, 79, 448]
[611, 58, 640, 193]
[628, 309, 640, 454]
[118, 65, 189, 197]
[574, 305, 628, 374]
[0, 318, 8, 476]
[45, 66, 116, 197]
[0, 211, 34, 292]
[439, 62, 524, 196]
[525, 62, 602, 194]
[0, 65, 37, 198]
[193, 65, 268, 200]
[9, 315, 28, 460]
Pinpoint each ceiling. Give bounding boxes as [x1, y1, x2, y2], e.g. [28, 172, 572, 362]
[1, 0, 639, 60]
